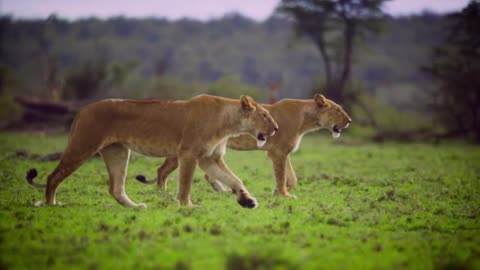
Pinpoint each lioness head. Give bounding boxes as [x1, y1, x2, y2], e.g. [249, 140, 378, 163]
[313, 94, 352, 139]
[240, 95, 279, 147]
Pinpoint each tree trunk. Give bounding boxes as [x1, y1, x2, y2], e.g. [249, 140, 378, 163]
[314, 34, 333, 89]
[335, 20, 355, 105]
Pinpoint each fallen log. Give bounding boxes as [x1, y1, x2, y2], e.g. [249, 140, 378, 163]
[14, 96, 76, 114]
[6, 96, 83, 131]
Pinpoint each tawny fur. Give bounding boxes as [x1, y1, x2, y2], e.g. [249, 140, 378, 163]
[26, 95, 278, 208]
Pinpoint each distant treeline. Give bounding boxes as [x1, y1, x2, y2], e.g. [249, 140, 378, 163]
[1, 13, 445, 106]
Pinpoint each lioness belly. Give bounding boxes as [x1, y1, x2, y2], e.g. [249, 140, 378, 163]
[125, 139, 177, 157]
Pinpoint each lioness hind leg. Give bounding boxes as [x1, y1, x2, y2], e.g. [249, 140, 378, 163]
[155, 157, 229, 193]
[204, 174, 230, 192]
[157, 156, 178, 192]
[100, 144, 146, 208]
[46, 159, 85, 205]
[46, 145, 98, 205]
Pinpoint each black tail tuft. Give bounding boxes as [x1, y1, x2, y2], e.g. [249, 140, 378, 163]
[135, 175, 147, 183]
[135, 174, 155, 185]
[26, 168, 46, 188]
[26, 168, 38, 182]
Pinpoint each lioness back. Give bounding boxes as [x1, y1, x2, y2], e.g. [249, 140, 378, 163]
[69, 99, 191, 156]
[71, 95, 249, 157]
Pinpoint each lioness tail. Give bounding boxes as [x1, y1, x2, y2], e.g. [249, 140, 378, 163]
[26, 168, 46, 188]
[135, 175, 156, 185]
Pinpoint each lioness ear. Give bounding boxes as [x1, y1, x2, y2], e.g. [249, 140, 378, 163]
[240, 95, 256, 113]
[314, 94, 328, 107]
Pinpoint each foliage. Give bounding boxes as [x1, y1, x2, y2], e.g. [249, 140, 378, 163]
[0, 14, 446, 103]
[147, 75, 265, 101]
[311, 78, 437, 140]
[277, 0, 390, 104]
[207, 75, 266, 101]
[62, 60, 108, 100]
[62, 59, 142, 100]
[0, 133, 479, 269]
[423, 1, 480, 141]
[349, 93, 438, 141]
[0, 65, 21, 123]
[148, 76, 206, 100]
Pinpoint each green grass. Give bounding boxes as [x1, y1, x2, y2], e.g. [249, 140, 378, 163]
[0, 132, 479, 270]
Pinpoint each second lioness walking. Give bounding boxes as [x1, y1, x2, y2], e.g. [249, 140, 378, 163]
[136, 94, 351, 198]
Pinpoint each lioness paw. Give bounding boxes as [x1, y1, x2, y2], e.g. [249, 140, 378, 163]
[178, 200, 197, 208]
[273, 190, 297, 199]
[135, 203, 147, 208]
[287, 194, 297, 199]
[34, 201, 43, 207]
[237, 195, 258, 209]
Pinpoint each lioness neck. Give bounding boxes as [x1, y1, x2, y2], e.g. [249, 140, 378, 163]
[217, 102, 249, 138]
[267, 99, 320, 137]
[299, 100, 321, 135]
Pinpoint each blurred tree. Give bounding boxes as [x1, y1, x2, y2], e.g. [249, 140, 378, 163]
[277, 0, 389, 104]
[110, 16, 134, 37]
[63, 60, 107, 100]
[0, 13, 448, 106]
[148, 77, 201, 100]
[154, 48, 175, 77]
[62, 38, 114, 100]
[0, 65, 21, 123]
[101, 61, 138, 98]
[424, 1, 480, 141]
[44, 54, 63, 101]
[63, 60, 140, 100]
[241, 57, 260, 83]
[39, 16, 64, 101]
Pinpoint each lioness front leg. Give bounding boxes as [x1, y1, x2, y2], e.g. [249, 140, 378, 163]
[100, 144, 146, 208]
[268, 151, 296, 199]
[198, 157, 257, 208]
[177, 154, 198, 207]
[285, 156, 298, 191]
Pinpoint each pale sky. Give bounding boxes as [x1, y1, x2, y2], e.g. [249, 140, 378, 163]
[0, 0, 472, 21]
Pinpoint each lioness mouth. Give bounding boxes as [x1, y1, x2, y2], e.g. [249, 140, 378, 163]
[332, 125, 341, 139]
[257, 133, 267, 147]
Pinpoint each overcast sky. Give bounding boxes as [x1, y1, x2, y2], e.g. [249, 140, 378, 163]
[0, 0, 471, 21]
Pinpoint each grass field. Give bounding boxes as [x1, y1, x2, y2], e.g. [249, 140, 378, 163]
[0, 132, 479, 270]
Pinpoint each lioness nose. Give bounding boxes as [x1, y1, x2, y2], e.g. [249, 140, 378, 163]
[347, 119, 352, 123]
[274, 126, 278, 132]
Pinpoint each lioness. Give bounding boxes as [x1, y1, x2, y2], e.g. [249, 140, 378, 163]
[26, 95, 278, 208]
[136, 94, 350, 198]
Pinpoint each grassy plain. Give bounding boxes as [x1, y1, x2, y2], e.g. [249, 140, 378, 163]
[0, 132, 479, 270]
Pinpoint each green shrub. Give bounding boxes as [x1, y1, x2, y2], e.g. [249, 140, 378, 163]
[208, 75, 266, 102]
[148, 77, 206, 100]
